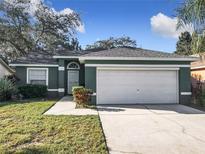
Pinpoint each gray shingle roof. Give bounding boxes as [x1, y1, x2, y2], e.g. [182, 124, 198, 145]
[11, 50, 84, 64]
[81, 47, 190, 58]
[10, 47, 194, 64]
[11, 51, 57, 64]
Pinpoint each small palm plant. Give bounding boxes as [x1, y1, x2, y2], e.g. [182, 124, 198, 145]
[0, 77, 17, 101]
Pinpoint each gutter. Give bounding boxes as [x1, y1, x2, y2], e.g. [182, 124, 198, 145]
[53, 55, 198, 62]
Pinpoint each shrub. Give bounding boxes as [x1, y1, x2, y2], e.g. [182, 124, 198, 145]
[0, 78, 17, 101]
[18, 84, 47, 99]
[72, 86, 84, 93]
[72, 87, 93, 107]
[4, 74, 19, 84]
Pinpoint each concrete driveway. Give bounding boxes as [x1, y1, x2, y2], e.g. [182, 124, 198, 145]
[97, 104, 205, 154]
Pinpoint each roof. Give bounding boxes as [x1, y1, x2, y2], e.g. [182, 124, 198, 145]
[81, 48, 191, 58]
[53, 47, 197, 61]
[10, 50, 85, 65]
[10, 47, 197, 65]
[191, 54, 205, 70]
[0, 58, 15, 73]
[10, 51, 57, 65]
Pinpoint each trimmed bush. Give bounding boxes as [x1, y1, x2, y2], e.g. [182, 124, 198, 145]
[0, 78, 17, 101]
[72, 87, 93, 107]
[72, 86, 84, 93]
[18, 84, 47, 99]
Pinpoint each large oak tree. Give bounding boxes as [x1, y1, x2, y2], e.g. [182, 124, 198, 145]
[0, 0, 82, 60]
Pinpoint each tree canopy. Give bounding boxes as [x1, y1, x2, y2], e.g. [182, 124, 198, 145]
[86, 36, 137, 50]
[175, 31, 192, 55]
[177, 0, 205, 33]
[0, 0, 82, 60]
[177, 0, 205, 54]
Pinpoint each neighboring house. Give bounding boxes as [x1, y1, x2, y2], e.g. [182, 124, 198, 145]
[191, 54, 205, 82]
[10, 47, 196, 105]
[0, 58, 14, 78]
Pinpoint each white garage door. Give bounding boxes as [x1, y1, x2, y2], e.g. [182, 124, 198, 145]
[97, 69, 179, 104]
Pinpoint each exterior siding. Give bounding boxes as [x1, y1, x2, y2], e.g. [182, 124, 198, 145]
[58, 59, 65, 97]
[85, 67, 96, 104]
[13, 59, 192, 103]
[48, 67, 58, 89]
[85, 67, 96, 91]
[179, 67, 191, 104]
[79, 64, 85, 86]
[15, 67, 27, 86]
[15, 66, 59, 98]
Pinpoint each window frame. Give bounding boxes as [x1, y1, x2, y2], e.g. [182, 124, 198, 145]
[26, 68, 49, 86]
[67, 62, 80, 70]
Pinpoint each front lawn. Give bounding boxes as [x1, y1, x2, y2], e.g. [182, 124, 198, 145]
[0, 100, 107, 153]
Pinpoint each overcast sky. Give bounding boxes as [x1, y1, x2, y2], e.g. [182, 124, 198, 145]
[48, 0, 192, 52]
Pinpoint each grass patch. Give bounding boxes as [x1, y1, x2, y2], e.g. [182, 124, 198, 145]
[0, 100, 107, 153]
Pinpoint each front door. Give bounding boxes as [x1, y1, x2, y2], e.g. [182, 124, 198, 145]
[67, 70, 79, 94]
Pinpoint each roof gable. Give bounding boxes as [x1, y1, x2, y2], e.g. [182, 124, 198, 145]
[0, 58, 15, 73]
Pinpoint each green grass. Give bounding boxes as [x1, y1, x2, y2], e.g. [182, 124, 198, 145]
[0, 100, 107, 154]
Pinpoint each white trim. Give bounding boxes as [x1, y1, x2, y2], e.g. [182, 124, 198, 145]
[191, 66, 205, 70]
[48, 89, 58, 92]
[58, 88, 65, 93]
[48, 88, 66, 92]
[58, 67, 65, 71]
[67, 62, 80, 70]
[86, 64, 190, 68]
[10, 64, 58, 67]
[97, 67, 179, 71]
[80, 57, 197, 61]
[52, 55, 197, 61]
[26, 68, 49, 86]
[176, 71, 179, 104]
[53, 56, 79, 59]
[181, 92, 192, 95]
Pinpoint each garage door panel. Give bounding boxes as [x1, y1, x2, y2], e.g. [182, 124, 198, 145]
[97, 69, 178, 104]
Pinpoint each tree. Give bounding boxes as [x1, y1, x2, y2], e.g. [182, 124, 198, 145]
[177, 0, 205, 53]
[191, 32, 205, 53]
[0, 0, 82, 60]
[177, 0, 205, 33]
[86, 36, 137, 50]
[69, 38, 82, 51]
[175, 31, 192, 55]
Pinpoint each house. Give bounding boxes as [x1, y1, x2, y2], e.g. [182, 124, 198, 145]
[0, 58, 14, 78]
[191, 54, 205, 82]
[10, 47, 196, 105]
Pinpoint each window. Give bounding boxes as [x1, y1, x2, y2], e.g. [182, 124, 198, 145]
[67, 62, 80, 69]
[27, 68, 48, 85]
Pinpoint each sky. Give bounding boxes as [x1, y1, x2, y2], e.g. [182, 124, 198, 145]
[48, 0, 192, 53]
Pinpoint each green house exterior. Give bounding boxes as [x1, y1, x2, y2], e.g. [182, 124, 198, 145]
[10, 48, 196, 105]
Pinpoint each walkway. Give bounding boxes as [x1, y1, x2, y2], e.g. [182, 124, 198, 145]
[44, 96, 98, 115]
